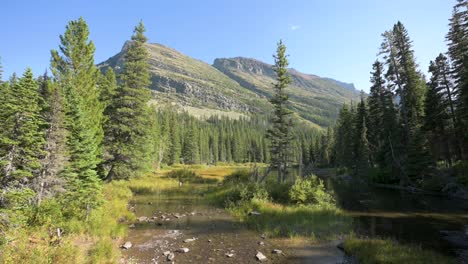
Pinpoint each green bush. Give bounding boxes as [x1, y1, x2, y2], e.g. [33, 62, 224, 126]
[222, 183, 269, 207]
[289, 175, 334, 205]
[265, 180, 292, 204]
[28, 199, 64, 227]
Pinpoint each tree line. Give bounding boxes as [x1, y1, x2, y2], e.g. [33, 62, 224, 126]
[0, 18, 154, 221]
[333, 0, 468, 187]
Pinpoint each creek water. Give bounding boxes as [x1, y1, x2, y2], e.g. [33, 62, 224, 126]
[119, 183, 333, 264]
[120, 169, 468, 263]
[328, 177, 468, 256]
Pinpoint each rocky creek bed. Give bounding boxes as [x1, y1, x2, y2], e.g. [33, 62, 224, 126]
[118, 190, 346, 264]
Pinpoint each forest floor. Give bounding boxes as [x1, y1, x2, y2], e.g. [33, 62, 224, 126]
[118, 166, 347, 264]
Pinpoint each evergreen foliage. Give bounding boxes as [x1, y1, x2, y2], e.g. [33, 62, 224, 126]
[267, 40, 295, 183]
[0, 69, 45, 185]
[102, 21, 152, 180]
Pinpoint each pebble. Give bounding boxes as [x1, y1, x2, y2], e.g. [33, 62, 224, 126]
[167, 253, 175, 261]
[121, 241, 132, 249]
[183, 237, 197, 243]
[272, 249, 282, 254]
[225, 253, 234, 258]
[256, 251, 267, 262]
[177, 247, 190, 253]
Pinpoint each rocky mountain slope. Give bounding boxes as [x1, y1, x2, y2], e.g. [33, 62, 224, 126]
[99, 42, 361, 127]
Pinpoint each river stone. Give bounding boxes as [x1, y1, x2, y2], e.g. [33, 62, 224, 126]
[177, 247, 190, 253]
[225, 253, 234, 258]
[138, 216, 148, 222]
[184, 237, 197, 243]
[256, 251, 267, 261]
[121, 241, 132, 249]
[163, 251, 171, 256]
[272, 249, 282, 254]
[167, 252, 175, 261]
[258, 241, 265, 246]
[128, 224, 135, 228]
[249, 211, 261, 216]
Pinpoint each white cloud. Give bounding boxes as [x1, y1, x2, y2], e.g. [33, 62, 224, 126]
[289, 25, 300, 31]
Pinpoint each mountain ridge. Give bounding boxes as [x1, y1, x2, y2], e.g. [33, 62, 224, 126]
[99, 42, 361, 127]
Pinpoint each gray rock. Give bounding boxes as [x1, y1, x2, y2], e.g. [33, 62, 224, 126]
[225, 253, 234, 258]
[258, 241, 265, 246]
[163, 251, 171, 256]
[272, 249, 282, 254]
[121, 241, 132, 249]
[166, 252, 175, 261]
[183, 237, 197, 243]
[138, 216, 148, 222]
[177, 247, 190, 253]
[256, 251, 267, 261]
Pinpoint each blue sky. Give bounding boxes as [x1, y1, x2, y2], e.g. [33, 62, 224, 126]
[0, 0, 454, 92]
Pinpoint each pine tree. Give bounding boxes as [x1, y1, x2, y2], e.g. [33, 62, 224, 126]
[334, 104, 355, 169]
[267, 40, 294, 183]
[103, 21, 152, 180]
[354, 96, 370, 178]
[447, 0, 468, 159]
[425, 54, 457, 165]
[381, 22, 428, 183]
[0, 69, 45, 185]
[98, 68, 117, 110]
[51, 17, 103, 213]
[367, 60, 401, 180]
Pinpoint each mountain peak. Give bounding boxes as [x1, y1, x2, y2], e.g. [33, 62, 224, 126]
[100, 43, 360, 127]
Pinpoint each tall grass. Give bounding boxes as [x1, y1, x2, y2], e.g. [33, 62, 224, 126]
[344, 238, 455, 264]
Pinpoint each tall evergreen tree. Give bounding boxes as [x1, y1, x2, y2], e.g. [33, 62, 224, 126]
[447, 0, 468, 159]
[381, 22, 428, 183]
[103, 21, 152, 180]
[267, 40, 294, 183]
[51, 17, 103, 213]
[425, 54, 459, 165]
[0, 69, 45, 185]
[354, 96, 370, 178]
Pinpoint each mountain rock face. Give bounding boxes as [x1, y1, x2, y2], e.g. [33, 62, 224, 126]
[212, 57, 361, 126]
[100, 42, 361, 127]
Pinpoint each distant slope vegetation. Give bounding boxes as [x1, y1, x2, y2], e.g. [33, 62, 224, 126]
[100, 42, 361, 127]
[213, 57, 361, 126]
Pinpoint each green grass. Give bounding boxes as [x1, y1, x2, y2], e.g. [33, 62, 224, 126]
[344, 238, 455, 264]
[227, 198, 351, 240]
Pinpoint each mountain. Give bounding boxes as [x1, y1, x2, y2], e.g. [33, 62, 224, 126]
[213, 57, 361, 126]
[99, 42, 361, 127]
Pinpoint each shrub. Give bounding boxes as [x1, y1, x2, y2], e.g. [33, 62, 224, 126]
[265, 180, 292, 204]
[289, 175, 334, 205]
[222, 183, 269, 207]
